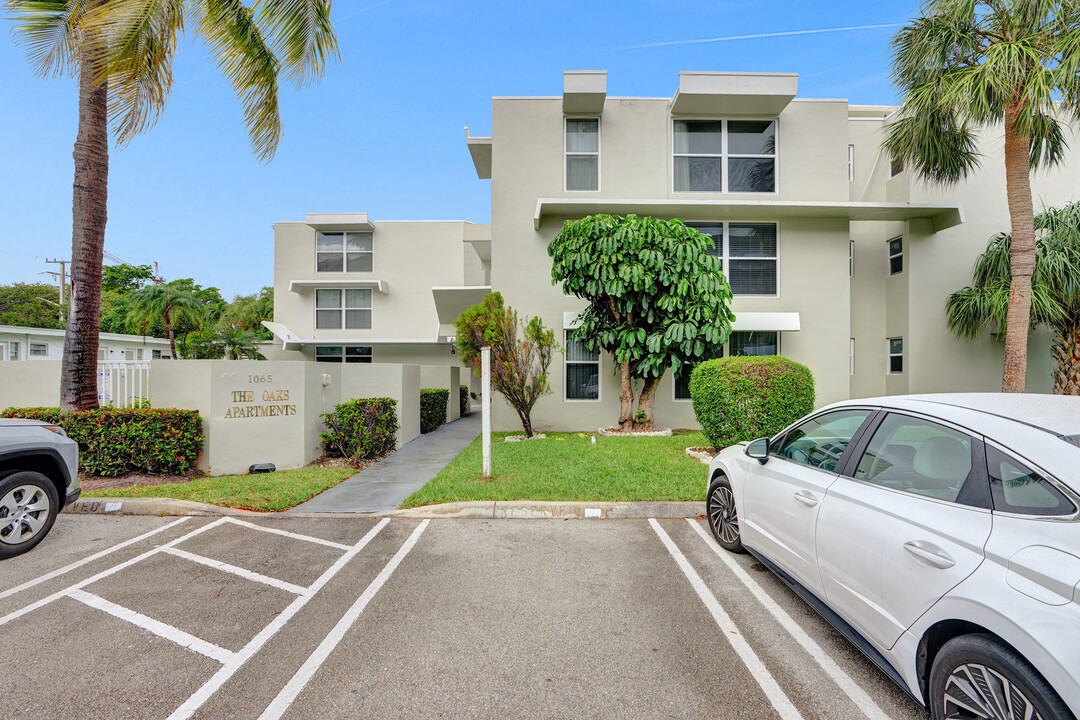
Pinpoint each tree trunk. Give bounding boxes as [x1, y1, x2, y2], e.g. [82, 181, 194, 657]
[60, 39, 109, 410]
[165, 309, 177, 359]
[1051, 321, 1080, 395]
[1001, 103, 1036, 394]
[618, 359, 634, 431]
[519, 411, 534, 438]
[633, 375, 664, 431]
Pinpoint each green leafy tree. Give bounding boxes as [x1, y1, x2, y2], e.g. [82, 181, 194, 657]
[947, 201, 1080, 394]
[883, 0, 1080, 393]
[549, 215, 734, 431]
[8, 0, 338, 409]
[101, 263, 154, 293]
[456, 292, 556, 438]
[0, 283, 67, 329]
[125, 282, 206, 358]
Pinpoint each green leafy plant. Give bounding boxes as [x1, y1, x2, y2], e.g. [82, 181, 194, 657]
[459, 385, 471, 417]
[689, 357, 814, 450]
[549, 214, 734, 431]
[321, 398, 399, 462]
[420, 389, 449, 433]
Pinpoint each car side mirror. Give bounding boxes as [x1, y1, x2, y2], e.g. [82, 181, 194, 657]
[745, 437, 770, 464]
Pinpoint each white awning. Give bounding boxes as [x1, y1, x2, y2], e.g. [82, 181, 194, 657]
[432, 286, 492, 324]
[261, 321, 443, 350]
[730, 312, 801, 332]
[289, 279, 387, 294]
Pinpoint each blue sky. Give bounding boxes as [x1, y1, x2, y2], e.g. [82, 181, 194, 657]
[0, 0, 917, 298]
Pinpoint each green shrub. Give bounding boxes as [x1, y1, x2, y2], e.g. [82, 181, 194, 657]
[321, 398, 399, 461]
[420, 388, 449, 433]
[689, 356, 814, 449]
[1, 407, 203, 476]
[459, 385, 471, 417]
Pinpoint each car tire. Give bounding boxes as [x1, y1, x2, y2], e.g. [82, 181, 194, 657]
[0, 470, 60, 559]
[706, 475, 744, 553]
[929, 633, 1074, 720]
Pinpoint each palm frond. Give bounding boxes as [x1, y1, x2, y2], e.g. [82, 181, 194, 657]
[882, 100, 981, 185]
[7, 0, 85, 77]
[257, 0, 338, 88]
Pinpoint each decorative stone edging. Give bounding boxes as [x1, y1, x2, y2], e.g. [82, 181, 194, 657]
[685, 447, 716, 465]
[504, 433, 548, 443]
[597, 427, 673, 437]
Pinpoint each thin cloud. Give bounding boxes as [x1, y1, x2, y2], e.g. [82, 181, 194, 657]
[623, 22, 902, 50]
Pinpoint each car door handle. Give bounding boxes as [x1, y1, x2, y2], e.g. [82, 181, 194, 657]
[903, 541, 956, 569]
[793, 491, 819, 507]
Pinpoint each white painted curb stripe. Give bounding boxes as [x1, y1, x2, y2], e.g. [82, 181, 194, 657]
[68, 589, 234, 664]
[257, 519, 430, 720]
[0, 517, 190, 600]
[166, 518, 391, 720]
[649, 519, 804, 720]
[686, 520, 892, 720]
[222, 518, 352, 551]
[163, 548, 312, 597]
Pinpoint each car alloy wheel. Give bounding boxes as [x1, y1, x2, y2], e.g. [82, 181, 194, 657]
[709, 485, 738, 544]
[0, 483, 52, 546]
[942, 663, 1043, 720]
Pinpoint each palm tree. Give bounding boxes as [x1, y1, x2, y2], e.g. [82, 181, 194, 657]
[8, 0, 338, 409]
[883, 0, 1080, 393]
[125, 283, 206, 359]
[214, 325, 267, 360]
[947, 202, 1080, 394]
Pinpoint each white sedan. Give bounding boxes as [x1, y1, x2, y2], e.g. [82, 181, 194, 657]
[705, 394, 1080, 720]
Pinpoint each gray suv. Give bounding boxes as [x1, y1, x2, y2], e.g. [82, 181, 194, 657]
[0, 419, 80, 559]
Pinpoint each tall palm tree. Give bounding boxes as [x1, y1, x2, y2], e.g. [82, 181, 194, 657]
[947, 201, 1080, 394]
[214, 324, 267, 360]
[125, 283, 206, 359]
[8, 0, 337, 409]
[883, 0, 1080, 393]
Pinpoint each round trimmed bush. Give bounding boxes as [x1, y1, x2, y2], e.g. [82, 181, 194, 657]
[689, 356, 814, 450]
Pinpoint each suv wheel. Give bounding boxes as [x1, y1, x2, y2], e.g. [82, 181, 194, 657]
[930, 634, 1073, 720]
[706, 475, 744, 553]
[0, 470, 59, 559]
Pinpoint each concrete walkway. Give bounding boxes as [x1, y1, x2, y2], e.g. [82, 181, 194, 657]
[290, 412, 481, 513]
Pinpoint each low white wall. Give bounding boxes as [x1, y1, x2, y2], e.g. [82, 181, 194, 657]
[338, 363, 421, 448]
[420, 365, 462, 422]
[0, 360, 61, 408]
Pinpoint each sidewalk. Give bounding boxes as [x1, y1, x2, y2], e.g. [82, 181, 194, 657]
[289, 412, 482, 513]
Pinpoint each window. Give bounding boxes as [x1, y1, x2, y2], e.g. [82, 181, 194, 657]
[888, 338, 903, 374]
[565, 331, 599, 400]
[97, 347, 108, 361]
[731, 331, 778, 357]
[315, 346, 373, 363]
[986, 446, 1075, 516]
[565, 118, 599, 191]
[888, 237, 903, 275]
[123, 348, 143, 361]
[9, 342, 18, 361]
[848, 144, 855, 182]
[688, 222, 778, 296]
[316, 231, 373, 273]
[890, 156, 904, 177]
[315, 289, 372, 330]
[854, 414, 975, 503]
[775, 409, 872, 472]
[674, 348, 725, 401]
[849, 241, 854, 277]
[152, 350, 162, 360]
[674, 119, 775, 193]
[29, 343, 47, 357]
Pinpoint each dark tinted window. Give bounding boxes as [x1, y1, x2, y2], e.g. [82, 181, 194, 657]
[775, 409, 872, 472]
[987, 446, 1075, 516]
[855, 414, 974, 502]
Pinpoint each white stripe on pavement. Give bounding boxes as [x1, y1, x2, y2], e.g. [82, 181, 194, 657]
[649, 518, 805, 720]
[686, 519, 893, 720]
[166, 518, 392, 720]
[163, 547, 312, 596]
[222, 518, 352, 551]
[257, 519, 430, 720]
[68, 588, 234, 664]
[0, 517, 190, 600]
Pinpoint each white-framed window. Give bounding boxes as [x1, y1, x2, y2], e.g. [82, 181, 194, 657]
[888, 236, 903, 275]
[315, 288, 372, 330]
[9, 342, 19, 361]
[29, 343, 47, 357]
[888, 337, 904, 374]
[565, 330, 599, 401]
[673, 119, 776, 193]
[97, 347, 108, 361]
[315, 346, 373, 363]
[565, 118, 600, 191]
[849, 240, 855, 277]
[152, 349, 162, 360]
[673, 331, 779, 401]
[316, 231, 373, 273]
[848, 144, 855, 182]
[123, 348, 143, 361]
[689, 221, 778, 296]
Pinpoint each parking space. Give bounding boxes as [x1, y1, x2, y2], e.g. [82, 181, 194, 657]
[0, 516, 929, 720]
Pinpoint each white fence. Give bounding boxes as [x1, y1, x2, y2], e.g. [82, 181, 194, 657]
[97, 361, 150, 408]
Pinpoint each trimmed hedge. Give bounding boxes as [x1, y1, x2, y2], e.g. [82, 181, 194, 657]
[1, 407, 203, 477]
[321, 398, 399, 461]
[689, 356, 814, 450]
[459, 385, 471, 417]
[420, 388, 449, 433]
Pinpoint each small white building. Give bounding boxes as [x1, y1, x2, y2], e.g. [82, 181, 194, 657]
[0, 325, 172, 362]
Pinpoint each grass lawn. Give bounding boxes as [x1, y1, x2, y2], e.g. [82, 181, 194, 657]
[83, 467, 356, 512]
[401, 430, 709, 508]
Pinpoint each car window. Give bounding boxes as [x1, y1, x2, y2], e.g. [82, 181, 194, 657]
[774, 409, 872, 472]
[986, 446, 1076, 516]
[854, 413, 973, 502]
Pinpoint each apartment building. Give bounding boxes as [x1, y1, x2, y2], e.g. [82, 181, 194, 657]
[0, 325, 171, 362]
[266, 70, 1079, 432]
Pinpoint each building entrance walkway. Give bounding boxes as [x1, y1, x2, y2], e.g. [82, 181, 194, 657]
[291, 412, 481, 513]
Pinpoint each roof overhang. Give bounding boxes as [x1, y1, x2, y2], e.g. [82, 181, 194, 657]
[289, 279, 388, 293]
[464, 127, 492, 180]
[432, 286, 492, 324]
[533, 198, 965, 232]
[672, 72, 798, 115]
[261, 321, 446, 350]
[304, 213, 375, 232]
[730, 312, 800, 332]
[563, 70, 607, 114]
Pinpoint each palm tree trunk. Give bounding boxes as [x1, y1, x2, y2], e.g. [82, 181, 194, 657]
[1051, 320, 1080, 395]
[618, 359, 634, 431]
[165, 309, 177, 359]
[1001, 103, 1036, 394]
[60, 39, 109, 410]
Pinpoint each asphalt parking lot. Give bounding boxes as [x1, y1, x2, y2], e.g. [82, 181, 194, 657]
[1, 515, 929, 720]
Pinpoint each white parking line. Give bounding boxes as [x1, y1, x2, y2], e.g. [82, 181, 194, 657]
[221, 518, 352, 551]
[256, 519, 429, 720]
[164, 548, 312, 597]
[166, 518, 392, 720]
[0, 517, 191, 600]
[686, 520, 893, 720]
[68, 588, 235, 664]
[649, 519, 805, 720]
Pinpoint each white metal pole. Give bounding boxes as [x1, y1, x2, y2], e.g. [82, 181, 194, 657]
[481, 346, 491, 479]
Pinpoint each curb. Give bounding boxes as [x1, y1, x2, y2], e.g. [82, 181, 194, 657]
[65, 498, 705, 520]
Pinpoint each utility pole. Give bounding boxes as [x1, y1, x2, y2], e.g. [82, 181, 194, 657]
[45, 258, 68, 323]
